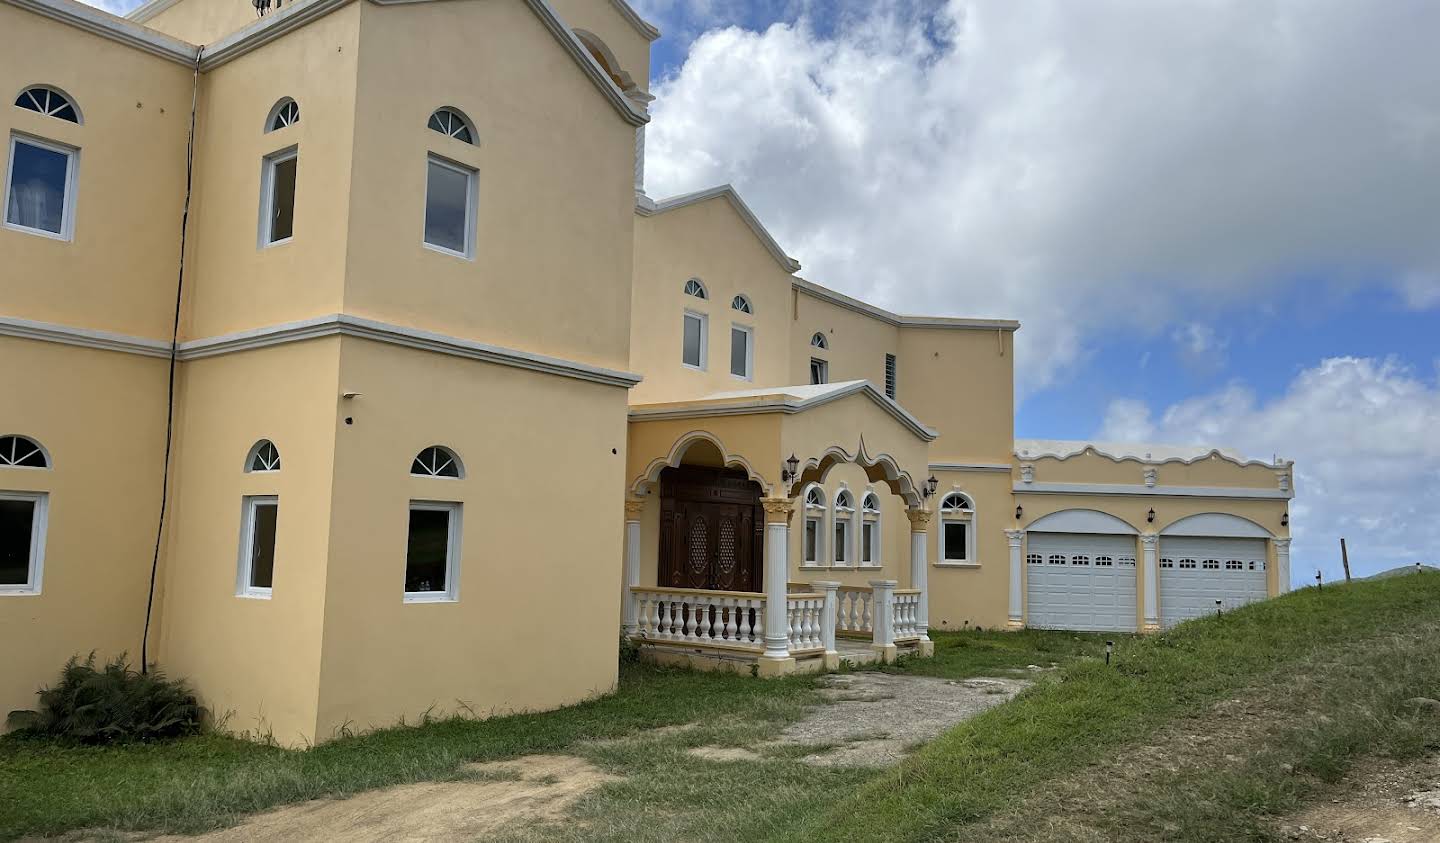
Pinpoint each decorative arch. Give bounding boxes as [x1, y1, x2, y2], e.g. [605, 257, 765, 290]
[1027, 508, 1139, 535]
[14, 85, 81, 124]
[789, 438, 924, 508]
[0, 434, 50, 469]
[1160, 512, 1273, 538]
[411, 445, 465, 478]
[941, 491, 973, 512]
[574, 29, 639, 92]
[244, 439, 281, 472]
[265, 97, 299, 132]
[630, 430, 766, 496]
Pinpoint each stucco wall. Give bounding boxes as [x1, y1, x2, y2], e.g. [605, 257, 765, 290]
[898, 326, 1015, 463]
[925, 468, 1014, 630]
[0, 339, 168, 722]
[314, 336, 629, 738]
[0, 3, 192, 339]
[790, 288, 900, 389]
[142, 0, 262, 45]
[1018, 450, 1288, 490]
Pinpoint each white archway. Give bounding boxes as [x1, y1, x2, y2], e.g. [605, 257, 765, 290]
[1027, 508, 1139, 535]
[1160, 512, 1273, 538]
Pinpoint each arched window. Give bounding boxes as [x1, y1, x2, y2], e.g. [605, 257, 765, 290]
[245, 439, 281, 472]
[804, 485, 825, 508]
[684, 278, 708, 299]
[0, 435, 48, 468]
[833, 488, 854, 565]
[861, 492, 881, 567]
[731, 294, 752, 314]
[266, 97, 299, 132]
[939, 491, 976, 565]
[428, 107, 474, 144]
[811, 332, 828, 350]
[862, 492, 880, 513]
[834, 489, 854, 511]
[411, 445, 463, 478]
[801, 484, 825, 567]
[14, 86, 80, 123]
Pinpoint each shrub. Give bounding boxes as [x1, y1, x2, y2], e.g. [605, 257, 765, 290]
[34, 653, 201, 744]
[619, 632, 641, 666]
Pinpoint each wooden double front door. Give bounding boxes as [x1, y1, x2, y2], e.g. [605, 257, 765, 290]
[658, 465, 764, 592]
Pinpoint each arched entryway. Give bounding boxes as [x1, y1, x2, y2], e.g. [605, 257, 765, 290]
[657, 462, 764, 592]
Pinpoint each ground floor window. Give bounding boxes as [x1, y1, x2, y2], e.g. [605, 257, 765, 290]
[237, 496, 278, 598]
[0, 492, 46, 594]
[834, 518, 850, 565]
[406, 501, 461, 602]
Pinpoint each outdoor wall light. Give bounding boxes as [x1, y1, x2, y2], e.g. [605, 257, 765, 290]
[1015, 504, 1024, 520]
[781, 453, 800, 484]
[924, 475, 939, 499]
[1147, 507, 1156, 524]
[1104, 640, 1114, 666]
[1282, 511, 1290, 527]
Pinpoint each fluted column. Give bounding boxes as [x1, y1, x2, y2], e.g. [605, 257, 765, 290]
[1005, 528, 1024, 628]
[758, 497, 795, 675]
[1274, 538, 1291, 594]
[906, 508, 933, 644]
[1141, 533, 1160, 631]
[622, 498, 645, 635]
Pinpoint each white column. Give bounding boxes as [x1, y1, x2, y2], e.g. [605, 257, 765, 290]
[622, 499, 644, 635]
[1005, 528, 1024, 628]
[814, 580, 840, 669]
[1274, 538, 1291, 594]
[1141, 534, 1159, 630]
[906, 509, 932, 641]
[761, 498, 793, 663]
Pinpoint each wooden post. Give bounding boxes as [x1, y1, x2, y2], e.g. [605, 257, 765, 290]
[1340, 537, 1352, 583]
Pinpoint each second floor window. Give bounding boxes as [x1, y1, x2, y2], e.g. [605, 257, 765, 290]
[730, 324, 752, 379]
[6, 135, 76, 240]
[259, 148, 297, 246]
[683, 311, 707, 369]
[810, 358, 828, 385]
[885, 353, 897, 399]
[424, 154, 476, 258]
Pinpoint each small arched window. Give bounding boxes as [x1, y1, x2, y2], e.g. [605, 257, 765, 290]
[834, 489, 854, 511]
[941, 492, 972, 513]
[246, 439, 281, 472]
[14, 86, 80, 124]
[731, 294, 752, 314]
[412, 445, 463, 478]
[266, 97, 299, 132]
[428, 107, 474, 144]
[0, 435, 49, 468]
[804, 485, 825, 508]
[684, 278, 708, 299]
[939, 492, 975, 564]
[862, 492, 880, 513]
[811, 332, 828, 350]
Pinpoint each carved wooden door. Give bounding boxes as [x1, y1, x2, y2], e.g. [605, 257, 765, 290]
[659, 466, 762, 592]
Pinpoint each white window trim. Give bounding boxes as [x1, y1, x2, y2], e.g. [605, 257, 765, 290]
[236, 495, 278, 599]
[860, 494, 882, 568]
[832, 488, 855, 567]
[800, 483, 826, 568]
[809, 357, 829, 385]
[938, 493, 978, 567]
[682, 309, 708, 371]
[422, 152, 478, 260]
[0, 490, 47, 596]
[404, 500, 462, 604]
[4, 133, 79, 242]
[258, 145, 298, 249]
[729, 322, 754, 381]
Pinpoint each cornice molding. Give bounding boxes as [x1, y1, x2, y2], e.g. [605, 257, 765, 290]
[637, 185, 801, 273]
[607, 0, 659, 41]
[0, 313, 642, 388]
[930, 462, 1013, 473]
[1015, 440, 1290, 470]
[792, 277, 1020, 332]
[1014, 481, 1292, 501]
[6, 0, 199, 64]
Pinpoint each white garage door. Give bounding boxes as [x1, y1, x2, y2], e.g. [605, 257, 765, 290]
[1159, 536, 1268, 628]
[1026, 533, 1138, 632]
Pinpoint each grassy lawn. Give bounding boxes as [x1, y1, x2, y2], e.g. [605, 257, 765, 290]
[5, 578, 1439, 841]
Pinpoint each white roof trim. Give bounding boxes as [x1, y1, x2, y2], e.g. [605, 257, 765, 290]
[0, 313, 642, 388]
[628, 379, 939, 442]
[637, 185, 801, 273]
[1015, 438, 1288, 469]
[7, 0, 199, 64]
[126, 0, 180, 23]
[607, 0, 659, 41]
[794, 277, 1020, 332]
[1016, 481, 1292, 501]
[930, 462, 1013, 473]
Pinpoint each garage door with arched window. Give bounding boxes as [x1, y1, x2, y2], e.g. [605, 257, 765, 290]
[1025, 509, 1139, 632]
[1159, 513, 1270, 627]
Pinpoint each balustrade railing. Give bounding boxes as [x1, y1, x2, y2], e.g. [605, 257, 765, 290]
[834, 586, 874, 638]
[892, 588, 922, 641]
[786, 592, 825, 652]
[630, 587, 765, 650]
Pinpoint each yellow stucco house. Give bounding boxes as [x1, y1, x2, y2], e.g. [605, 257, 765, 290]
[0, 0, 1294, 745]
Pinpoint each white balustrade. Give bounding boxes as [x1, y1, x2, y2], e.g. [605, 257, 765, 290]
[892, 589, 922, 641]
[835, 586, 875, 637]
[630, 587, 765, 650]
[786, 592, 825, 652]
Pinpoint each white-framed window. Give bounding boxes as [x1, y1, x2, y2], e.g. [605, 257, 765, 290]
[833, 489, 854, 566]
[729, 323, 753, 379]
[884, 353, 897, 399]
[0, 435, 50, 469]
[684, 277, 708, 299]
[265, 97, 299, 132]
[0, 491, 48, 595]
[802, 484, 825, 566]
[258, 146, 297, 247]
[809, 357, 829, 385]
[682, 310, 707, 370]
[236, 495, 278, 598]
[811, 332, 828, 349]
[14, 86, 81, 124]
[861, 491, 881, 567]
[731, 294, 752, 314]
[245, 439, 281, 473]
[5, 133, 78, 240]
[405, 500, 461, 602]
[423, 153, 477, 259]
[939, 491, 976, 564]
[411, 445, 464, 478]
[428, 107, 475, 144]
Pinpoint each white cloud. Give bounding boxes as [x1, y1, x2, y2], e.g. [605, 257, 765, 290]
[642, 1, 1440, 391]
[1098, 357, 1440, 583]
[1170, 323, 1228, 374]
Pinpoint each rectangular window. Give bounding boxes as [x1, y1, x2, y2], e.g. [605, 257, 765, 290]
[862, 522, 875, 564]
[804, 517, 820, 565]
[809, 358, 829, 385]
[834, 520, 849, 565]
[884, 353, 897, 399]
[423, 154, 476, 258]
[405, 501, 461, 602]
[237, 496, 279, 597]
[0, 492, 47, 595]
[683, 311, 707, 369]
[259, 147, 298, 246]
[5, 135, 77, 240]
[730, 324, 753, 379]
[943, 521, 969, 562]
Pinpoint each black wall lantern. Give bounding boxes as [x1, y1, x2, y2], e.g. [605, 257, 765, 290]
[1015, 504, 1024, 521]
[922, 475, 939, 500]
[1147, 507, 1156, 524]
[781, 453, 800, 485]
[1282, 511, 1289, 527]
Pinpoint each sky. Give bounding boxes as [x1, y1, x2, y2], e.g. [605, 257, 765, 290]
[90, 0, 1439, 584]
